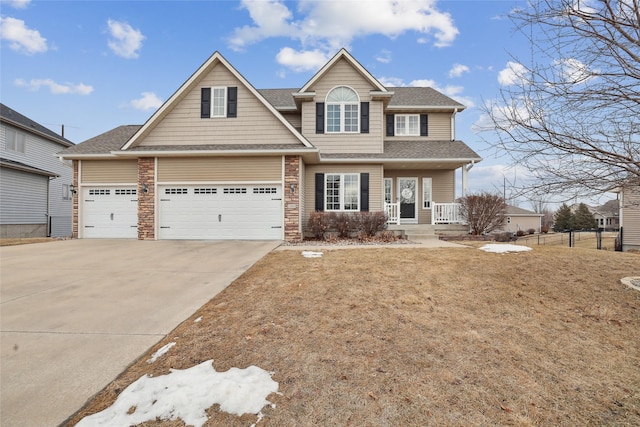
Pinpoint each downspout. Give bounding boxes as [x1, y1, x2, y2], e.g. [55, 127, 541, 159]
[451, 108, 458, 141]
[462, 160, 475, 198]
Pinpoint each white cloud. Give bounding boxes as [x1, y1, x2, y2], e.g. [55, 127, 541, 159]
[498, 61, 528, 86]
[130, 92, 163, 111]
[553, 58, 594, 84]
[275, 47, 330, 72]
[229, 0, 459, 71]
[14, 78, 93, 95]
[449, 63, 469, 78]
[375, 49, 392, 64]
[0, 16, 47, 54]
[3, 0, 31, 9]
[107, 19, 145, 59]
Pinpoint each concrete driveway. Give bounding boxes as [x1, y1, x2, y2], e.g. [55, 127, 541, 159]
[0, 239, 279, 427]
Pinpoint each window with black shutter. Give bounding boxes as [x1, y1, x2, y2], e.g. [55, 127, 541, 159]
[386, 114, 395, 136]
[420, 114, 428, 136]
[227, 87, 237, 118]
[201, 88, 211, 118]
[360, 102, 369, 134]
[316, 102, 325, 134]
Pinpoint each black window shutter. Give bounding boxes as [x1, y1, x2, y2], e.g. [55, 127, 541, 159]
[227, 87, 238, 118]
[360, 102, 369, 133]
[201, 88, 211, 118]
[386, 114, 395, 136]
[316, 102, 325, 134]
[360, 173, 369, 212]
[315, 173, 324, 211]
[420, 114, 428, 136]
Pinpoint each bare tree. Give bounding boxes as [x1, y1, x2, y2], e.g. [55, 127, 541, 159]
[458, 192, 507, 235]
[479, 0, 640, 200]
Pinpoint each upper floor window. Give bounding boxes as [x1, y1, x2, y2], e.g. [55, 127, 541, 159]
[212, 87, 227, 117]
[326, 86, 359, 133]
[6, 128, 26, 153]
[201, 86, 238, 119]
[396, 115, 420, 136]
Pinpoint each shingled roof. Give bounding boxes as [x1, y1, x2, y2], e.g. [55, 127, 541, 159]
[258, 87, 465, 111]
[1, 103, 75, 147]
[59, 125, 141, 155]
[321, 140, 481, 161]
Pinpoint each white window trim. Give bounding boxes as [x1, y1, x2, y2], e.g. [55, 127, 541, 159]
[396, 114, 420, 136]
[384, 178, 393, 204]
[6, 128, 26, 153]
[211, 86, 227, 118]
[422, 177, 432, 209]
[326, 86, 360, 134]
[325, 173, 360, 211]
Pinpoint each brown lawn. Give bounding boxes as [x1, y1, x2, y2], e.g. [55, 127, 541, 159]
[65, 245, 640, 426]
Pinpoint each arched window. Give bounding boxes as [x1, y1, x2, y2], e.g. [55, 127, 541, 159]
[326, 86, 359, 133]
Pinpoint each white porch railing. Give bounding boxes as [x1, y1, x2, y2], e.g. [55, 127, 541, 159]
[384, 202, 400, 225]
[432, 202, 464, 224]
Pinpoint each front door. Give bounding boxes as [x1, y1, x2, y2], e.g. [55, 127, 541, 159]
[398, 178, 417, 223]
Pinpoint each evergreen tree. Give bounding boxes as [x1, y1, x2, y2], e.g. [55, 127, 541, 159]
[553, 203, 574, 232]
[573, 203, 597, 230]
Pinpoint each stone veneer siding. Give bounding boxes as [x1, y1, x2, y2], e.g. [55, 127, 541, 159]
[137, 157, 155, 240]
[284, 155, 302, 242]
[72, 161, 79, 238]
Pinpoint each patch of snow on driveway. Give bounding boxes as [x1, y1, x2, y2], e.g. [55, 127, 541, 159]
[76, 360, 278, 427]
[479, 244, 532, 253]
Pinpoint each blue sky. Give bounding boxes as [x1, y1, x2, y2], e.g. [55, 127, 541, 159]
[1, 0, 544, 201]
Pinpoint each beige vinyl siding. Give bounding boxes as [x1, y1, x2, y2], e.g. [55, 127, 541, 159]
[138, 64, 302, 146]
[157, 157, 282, 182]
[622, 185, 640, 249]
[303, 164, 383, 229]
[386, 113, 452, 141]
[301, 58, 384, 154]
[80, 160, 138, 183]
[280, 112, 302, 131]
[384, 169, 455, 224]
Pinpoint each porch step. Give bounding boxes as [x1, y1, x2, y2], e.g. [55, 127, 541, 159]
[388, 225, 438, 241]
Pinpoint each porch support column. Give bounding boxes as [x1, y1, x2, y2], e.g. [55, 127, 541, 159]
[462, 161, 475, 197]
[284, 155, 302, 242]
[138, 157, 155, 240]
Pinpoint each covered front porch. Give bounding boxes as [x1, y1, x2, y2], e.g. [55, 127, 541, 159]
[384, 201, 464, 225]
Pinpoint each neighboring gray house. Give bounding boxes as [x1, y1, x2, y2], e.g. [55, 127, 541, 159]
[615, 181, 640, 252]
[1, 104, 74, 238]
[591, 199, 620, 231]
[497, 205, 544, 233]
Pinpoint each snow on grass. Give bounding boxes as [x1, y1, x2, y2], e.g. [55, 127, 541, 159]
[147, 342, 176, 363]
[479, 244, 532, 253]
[301, 251, 323, 258]
[76, 360, 279, 427]
[194, 316, 202, 322]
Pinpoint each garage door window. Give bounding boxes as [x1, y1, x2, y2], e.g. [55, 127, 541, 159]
[165, 188, 188, 195]
[115, 189, 137, 195]
[89, 189, 110, 195]
[224, 188, 247, 194]
[253, 187, 277, 194]
[194, 188, 217, 194]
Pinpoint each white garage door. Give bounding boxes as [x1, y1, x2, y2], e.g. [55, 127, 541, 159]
[82, 187, 138, 238]
[158, 185, 282, 240]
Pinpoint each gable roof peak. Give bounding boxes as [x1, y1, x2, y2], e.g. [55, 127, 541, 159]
[299, 48, 387, 93]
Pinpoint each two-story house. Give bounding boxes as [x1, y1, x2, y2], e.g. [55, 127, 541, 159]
[59, 49, 481, 242]
[1, 104, 74, 238]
